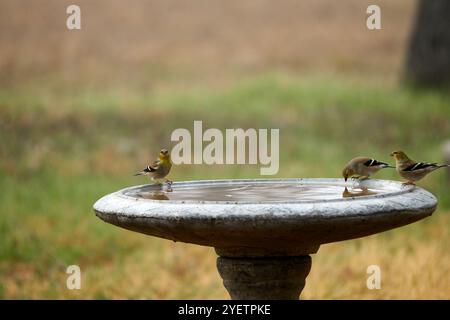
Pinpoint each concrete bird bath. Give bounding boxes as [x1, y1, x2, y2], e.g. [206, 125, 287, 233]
[93, 178, 437, 299]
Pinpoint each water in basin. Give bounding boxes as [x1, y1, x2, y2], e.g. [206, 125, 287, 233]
[126, 181, 395, 203]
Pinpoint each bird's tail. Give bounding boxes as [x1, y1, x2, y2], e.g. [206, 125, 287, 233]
[134, 166, 153, 176]
[134, 170, 149, 176]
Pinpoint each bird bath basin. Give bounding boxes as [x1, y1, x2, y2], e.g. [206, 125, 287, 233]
[93, 178, 437, 299]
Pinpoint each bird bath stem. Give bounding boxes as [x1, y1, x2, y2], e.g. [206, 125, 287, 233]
[216, 255, 312, 300]
[93, 179, 437, 300]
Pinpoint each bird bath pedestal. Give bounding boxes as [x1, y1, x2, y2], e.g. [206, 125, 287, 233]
[93, 179, 436, 300]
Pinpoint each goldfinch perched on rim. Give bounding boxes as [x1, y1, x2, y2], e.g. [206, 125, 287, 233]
[134, 148, 172, 184]
[342, 157, 394, 182]
[390, 150, 449, 185]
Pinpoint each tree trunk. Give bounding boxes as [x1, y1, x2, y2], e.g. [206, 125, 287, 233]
[404, 0, 450, 86]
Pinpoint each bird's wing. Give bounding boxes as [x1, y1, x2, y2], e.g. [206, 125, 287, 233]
[147, 159, 160, 171]
[402, 162, 438, 172]
[140, 160, 160, 173]
[363, 159, 389, 167]
[134, 159, 161, 176]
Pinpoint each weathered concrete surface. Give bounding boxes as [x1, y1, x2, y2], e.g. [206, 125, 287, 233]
[217, 256, 312, 300]
[93, 179, 437, 257]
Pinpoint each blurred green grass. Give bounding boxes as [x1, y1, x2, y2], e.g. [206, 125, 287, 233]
[0, 74, 449, 298]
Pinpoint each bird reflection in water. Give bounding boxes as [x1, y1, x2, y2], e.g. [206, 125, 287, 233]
[137, 191, 170, 200]
[342, 187, 377, 198]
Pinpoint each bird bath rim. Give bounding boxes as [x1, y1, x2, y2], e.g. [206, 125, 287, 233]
[93, 178, 436, 255]
[102, 178, 417, 205]
[93, 178, 436, 230]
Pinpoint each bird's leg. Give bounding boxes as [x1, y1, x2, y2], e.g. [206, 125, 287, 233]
[164, 179, 173, 192]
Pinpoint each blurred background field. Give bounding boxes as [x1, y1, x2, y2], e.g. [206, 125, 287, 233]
[0, 0, 449, 299]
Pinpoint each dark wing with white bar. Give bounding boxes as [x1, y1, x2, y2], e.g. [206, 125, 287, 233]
[363, 159, 390, 167]
[402, 162, 438, 172]
[134, 160, 160, 175]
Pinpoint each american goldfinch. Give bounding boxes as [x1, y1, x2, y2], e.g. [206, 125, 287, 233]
[342, 157, 394, 181]
[134, 148, 172, 184]
[391, 150, 449, 185]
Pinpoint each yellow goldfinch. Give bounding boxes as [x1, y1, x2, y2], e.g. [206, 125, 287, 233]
[342, 157, 394, 182]
[134, 148, 172, 184]
[391, 150, 449, 185]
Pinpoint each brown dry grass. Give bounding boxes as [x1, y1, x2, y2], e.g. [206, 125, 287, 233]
[2, 213, 448, 299]
[0, 0, 416, 88]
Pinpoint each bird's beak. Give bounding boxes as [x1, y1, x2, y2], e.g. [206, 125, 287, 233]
[390, 152, 395, 157]
[344, 176, 348, 182]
